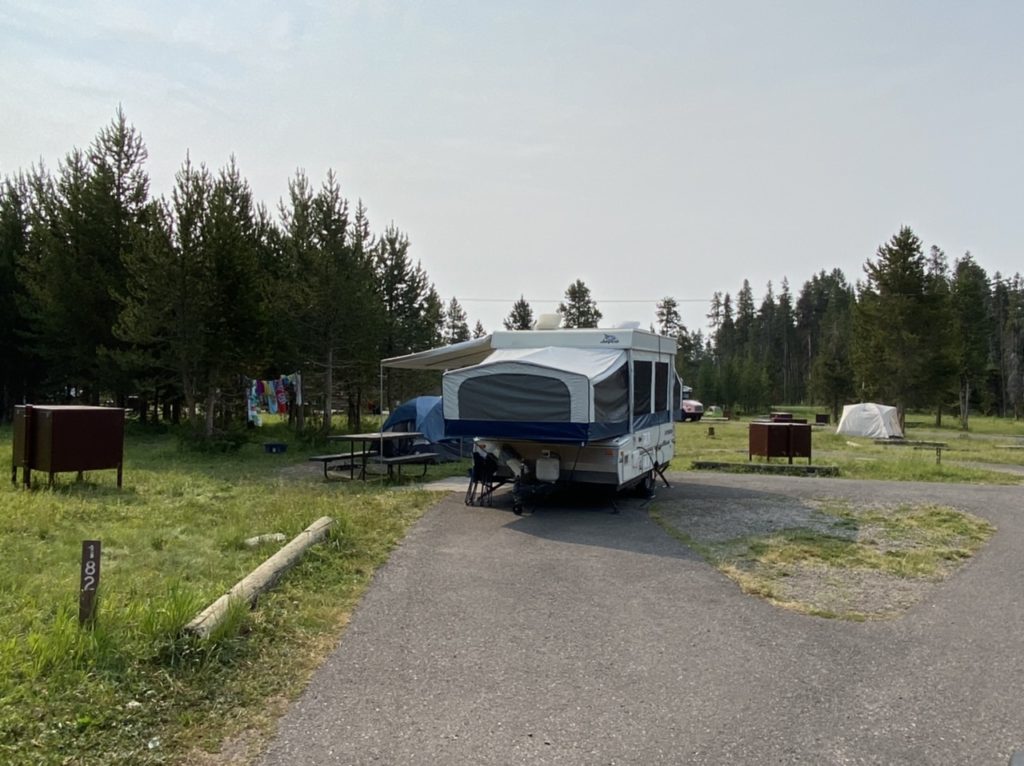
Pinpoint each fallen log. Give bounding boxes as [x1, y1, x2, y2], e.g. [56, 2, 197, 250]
[186, 515, 334, 639]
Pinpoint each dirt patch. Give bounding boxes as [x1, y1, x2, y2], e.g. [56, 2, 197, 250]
[277, 462, 324, 481]
[770, 563, 929, 619]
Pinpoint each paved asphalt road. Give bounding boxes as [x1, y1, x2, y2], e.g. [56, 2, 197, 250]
[259, 473, 1023, 765]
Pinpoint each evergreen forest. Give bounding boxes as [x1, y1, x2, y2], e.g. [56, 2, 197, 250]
[1, 112, 1021, 436]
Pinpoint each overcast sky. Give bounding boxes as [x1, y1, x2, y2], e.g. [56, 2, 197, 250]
[2, 1, 1021, 336]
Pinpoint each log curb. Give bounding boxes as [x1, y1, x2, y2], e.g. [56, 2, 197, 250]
[185, 515, 335, 639]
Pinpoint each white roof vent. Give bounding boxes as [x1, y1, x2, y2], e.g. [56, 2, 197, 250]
[612, 321, 641, 330]
[533, 313, 562, 330]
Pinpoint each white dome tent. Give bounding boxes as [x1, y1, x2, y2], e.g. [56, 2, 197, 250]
[835, 403, 903, 439]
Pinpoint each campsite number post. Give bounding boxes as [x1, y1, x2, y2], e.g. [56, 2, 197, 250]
[79, 540, 101, 626]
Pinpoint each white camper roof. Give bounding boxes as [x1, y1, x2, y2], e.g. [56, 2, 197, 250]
[481, 347, 626, 380]
[381, 328, 674, 371]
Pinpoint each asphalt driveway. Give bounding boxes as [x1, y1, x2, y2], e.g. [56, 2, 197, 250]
[259, 473, 1024, 765]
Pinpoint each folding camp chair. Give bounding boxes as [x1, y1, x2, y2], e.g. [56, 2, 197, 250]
[465, 450, 500, 506]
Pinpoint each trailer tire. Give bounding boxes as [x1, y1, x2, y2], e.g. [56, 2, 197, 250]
[634, 470, 655, 498]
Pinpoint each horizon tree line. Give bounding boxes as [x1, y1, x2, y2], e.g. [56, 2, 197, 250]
[2, 112, 1021, 434]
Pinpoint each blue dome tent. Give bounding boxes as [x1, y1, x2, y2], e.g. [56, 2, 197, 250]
[381, 396, 469, 461]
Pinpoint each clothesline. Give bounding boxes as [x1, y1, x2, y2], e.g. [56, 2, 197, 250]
[246, 372, 302, 426]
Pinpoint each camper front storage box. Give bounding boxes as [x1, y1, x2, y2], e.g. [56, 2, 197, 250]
[12, 405, 125, 487]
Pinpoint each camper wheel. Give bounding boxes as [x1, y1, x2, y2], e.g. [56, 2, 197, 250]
[633, 470, 655, 498]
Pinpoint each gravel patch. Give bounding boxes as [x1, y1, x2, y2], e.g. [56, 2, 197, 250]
[653, 488, 991, 620]
[656, 494, 838, 543]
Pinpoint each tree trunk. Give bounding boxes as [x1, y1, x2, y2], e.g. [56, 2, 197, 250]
[204, 389, 217, 437]
[347, 384, 361, 431]
[180, 366, 198, 429]
[323, 348, 333, 433]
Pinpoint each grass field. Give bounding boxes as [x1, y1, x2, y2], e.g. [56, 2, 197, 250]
[670, 408, 1024, 484]
[0, 420, 460, 765]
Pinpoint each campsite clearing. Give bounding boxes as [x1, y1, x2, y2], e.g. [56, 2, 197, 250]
[673, 413, 1023, 484]
[1, 412, 1021, 765]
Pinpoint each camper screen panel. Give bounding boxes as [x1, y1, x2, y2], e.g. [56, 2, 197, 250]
[655, 362, 669, 411]
[459, 374, 571, 421]
[594, 363, 629, 422]
[633, 361, 652, 416]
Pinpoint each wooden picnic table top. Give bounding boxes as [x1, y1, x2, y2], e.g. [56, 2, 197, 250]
[327, 431, 421, 442]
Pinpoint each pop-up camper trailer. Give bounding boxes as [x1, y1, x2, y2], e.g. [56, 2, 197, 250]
[382, 328, 680, 496]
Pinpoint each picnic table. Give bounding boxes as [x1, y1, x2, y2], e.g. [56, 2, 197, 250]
[874, 438, 949, 464]
[310, 432, 437, 481]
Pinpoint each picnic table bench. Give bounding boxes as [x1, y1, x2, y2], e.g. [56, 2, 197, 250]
[912, 444, 947, 464]
[308, 450, 376, 480]
[368, 452, 439, 480]
[874, 439, 948, 465]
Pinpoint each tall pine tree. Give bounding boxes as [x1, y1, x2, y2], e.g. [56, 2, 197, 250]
[503, 295, 534, 330]
[558, 279, 602, 328]
[950, 253, 990, 429]
[853, 226, 930, 425]
[442, 297, 470, 344]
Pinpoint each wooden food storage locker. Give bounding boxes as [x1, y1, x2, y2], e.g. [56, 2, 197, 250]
[12, 405, 125, 487]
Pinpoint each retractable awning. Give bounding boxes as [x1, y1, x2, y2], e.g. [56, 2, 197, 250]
[381, 335, 494, 371]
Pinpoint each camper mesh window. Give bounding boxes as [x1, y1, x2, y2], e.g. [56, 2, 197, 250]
[633, 361, 652, 416]
[594, 363, 629, 422]
[655, 362, 669, 411]
[672, 374, 682, 413]
[459, 374, 571, 421]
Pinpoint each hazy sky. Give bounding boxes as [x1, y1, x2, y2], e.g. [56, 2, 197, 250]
[2, 1, 1021, 336]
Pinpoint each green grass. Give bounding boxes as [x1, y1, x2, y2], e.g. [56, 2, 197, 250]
[0, 420, 460, 765]
[653, 501, 995, 620]
[672, 410, 1024, 483]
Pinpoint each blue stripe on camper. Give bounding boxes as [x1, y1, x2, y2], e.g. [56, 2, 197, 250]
[445, 419, 630, 443]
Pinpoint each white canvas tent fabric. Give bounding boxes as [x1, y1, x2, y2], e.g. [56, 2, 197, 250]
[442, 346, 631, 442]
[836, 403, 903, 439]
[442, 347, 626, 424]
